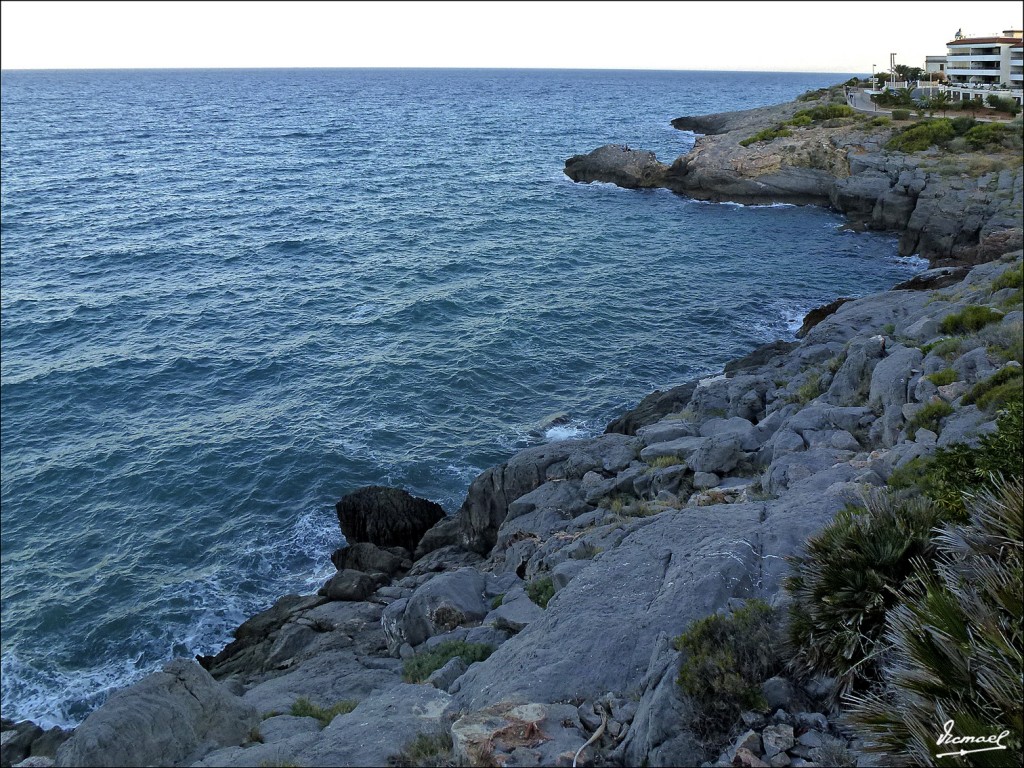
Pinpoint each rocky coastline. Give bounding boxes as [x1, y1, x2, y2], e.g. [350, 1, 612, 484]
[3, 88, 1022, 768]
[564, 88, 1022, 267]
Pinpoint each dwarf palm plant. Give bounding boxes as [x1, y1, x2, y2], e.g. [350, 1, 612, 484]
[844, 478, 1023, 766]
[785, 489, 942, 702]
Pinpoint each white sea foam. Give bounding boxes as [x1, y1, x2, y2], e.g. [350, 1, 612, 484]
[545, 424, 584, 441]
[894, 253, 930, 270]
[1, 651, 150, 729]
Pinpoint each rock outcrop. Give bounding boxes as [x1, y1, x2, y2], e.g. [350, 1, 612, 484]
[335, 485, 446, 553]
[563, 144, 669, 189]
[569, 91, 1022, 264]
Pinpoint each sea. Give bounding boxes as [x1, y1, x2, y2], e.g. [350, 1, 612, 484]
[0, 68, 925, 727]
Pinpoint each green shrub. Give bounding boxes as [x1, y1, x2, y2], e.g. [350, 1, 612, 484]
[388, 729, 456, 767]
[985, 93, 1021, 116]
[906, 400, 954, 439]
[964, 365, 1024, 410]
[890, 109, 911, 121]
[674, 600, 783, 738]
[490, 593, 504, 609]
[920, 336, 963, 359]
[402, 641, 494, 683]
[786, 114, 813, 127]
[844, 478, 1024, 766]
[964, 122, 1011, 150]
[950, 115, 977, 135]
[925, 368, 956, 386]
[887, 394, 1023, 517]
[740, 125, 792, 147]
[939, 305, 1003, 335]
[786, 491, 942, 700]
[290, 697, 358, 727]
[993, 262, 1024, 292]
[869, 116, 891, 127]
[791, 104, 855, 122]
[885, 119, 955, 152]
[985, 317, 1023, 362]
[798, 88, 828, 102]
[526, 576, 555, 608]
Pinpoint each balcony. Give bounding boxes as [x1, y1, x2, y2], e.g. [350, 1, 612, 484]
[946, 53, 1003, 61]
[945, 68, 1001, 77]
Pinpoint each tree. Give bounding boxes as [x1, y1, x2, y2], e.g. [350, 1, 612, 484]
[929, 90, 952, 117]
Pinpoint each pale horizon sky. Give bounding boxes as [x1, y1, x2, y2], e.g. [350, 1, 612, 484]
[1, 0, 1021, 74]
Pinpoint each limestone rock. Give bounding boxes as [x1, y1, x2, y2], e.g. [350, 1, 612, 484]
[292, 684, 453, 766]
[55, 660, 258, 768]
[317, 569, 380, 601]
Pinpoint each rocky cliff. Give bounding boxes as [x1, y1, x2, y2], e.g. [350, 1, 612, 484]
[565, 90, 1023, 265]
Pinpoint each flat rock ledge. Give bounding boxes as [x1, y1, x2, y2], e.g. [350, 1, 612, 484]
[27, 247, 1022, 767]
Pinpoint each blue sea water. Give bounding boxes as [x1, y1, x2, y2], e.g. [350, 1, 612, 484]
[1, 68, 922, 726]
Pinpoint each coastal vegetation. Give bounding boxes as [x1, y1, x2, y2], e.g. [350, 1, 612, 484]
[525, 575, 555, 608]
[388, 730, 456, 767]
[844, 478, 1024, 765]
[289, 697, 357, 727]
[738, 124, 792, 147]
[786, 491, 942, 699]
[402, 641, 494, 683]
[885, 115, 1022, 153]
[673, 599, 783, 739]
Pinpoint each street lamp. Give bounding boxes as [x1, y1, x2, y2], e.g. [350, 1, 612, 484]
[872, 63, 876, 91]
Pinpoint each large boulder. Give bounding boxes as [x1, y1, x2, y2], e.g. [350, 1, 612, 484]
[55, 660, 258, 767]
[382, 567, 490, 652]
[335, 486, 446, 553]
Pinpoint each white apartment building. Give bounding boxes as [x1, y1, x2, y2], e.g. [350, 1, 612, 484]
[943, 28, 1023, 105]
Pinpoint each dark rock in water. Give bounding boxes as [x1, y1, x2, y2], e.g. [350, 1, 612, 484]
[891, 266, 969, 291]
[335, 486, 446, 553]
[795, 299, 853, 339]
[330, 542, 410, 575]
[55, 659, 258, 767]
[564, 144, 669, 189]
[605, 380, 699, 435]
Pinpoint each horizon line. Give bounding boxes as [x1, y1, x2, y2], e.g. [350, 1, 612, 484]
[1, 65, 862, 75]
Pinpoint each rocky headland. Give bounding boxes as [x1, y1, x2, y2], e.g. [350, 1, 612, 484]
[565, 88, 1023, 266]
[3, 88, 1022, 768]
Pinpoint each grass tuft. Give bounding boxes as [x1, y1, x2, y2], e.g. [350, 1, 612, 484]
[402, 641, 494, 683]
[290, 697, 357, 727]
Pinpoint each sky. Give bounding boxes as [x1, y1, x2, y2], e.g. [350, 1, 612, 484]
[1, 0, 1021, 73]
